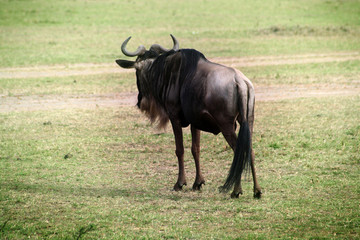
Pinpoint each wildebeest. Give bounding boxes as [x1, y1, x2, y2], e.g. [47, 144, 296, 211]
[116, 35, 262, 198]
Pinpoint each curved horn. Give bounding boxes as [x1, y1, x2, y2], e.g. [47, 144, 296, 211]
[170, 34, 179, 51]
[121, 36, 147, 57]
[149, 34, 180, 53]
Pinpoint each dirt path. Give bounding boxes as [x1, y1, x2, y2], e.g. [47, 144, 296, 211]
[0, 51, 359, 112]
[0, 92, 138, 112]
[212, 51, 360, 68]
[0, 51, 359, 79]
[1, 84, 359, 113]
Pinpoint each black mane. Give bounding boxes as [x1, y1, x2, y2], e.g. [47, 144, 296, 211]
[178, 49, 207, 83]
[147, 49, 206, 105]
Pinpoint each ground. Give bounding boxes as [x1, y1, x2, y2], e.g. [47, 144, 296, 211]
[1, 51, 359, 112]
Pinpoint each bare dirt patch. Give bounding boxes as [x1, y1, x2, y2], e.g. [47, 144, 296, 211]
[214, 51, 360, 68]
[1, 84, 359, 113]
[0, 52, 359, 112]
[0, 63, 132, 79]
[255, 83, 359, 101]
[0, 51, 359, 79]
[0, 92, 138, 112]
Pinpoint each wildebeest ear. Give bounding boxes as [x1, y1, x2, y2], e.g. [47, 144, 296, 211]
[115, 59, 135, 69]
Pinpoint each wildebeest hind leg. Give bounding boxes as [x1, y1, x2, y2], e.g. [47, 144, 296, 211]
[249, 120, 262, 198]
[191, 125, 205, 190]
[250, 149, 262, 198]
[231, 181, 243, 198]
[221, 129, 243, 197]
[171, 119, 187, 191]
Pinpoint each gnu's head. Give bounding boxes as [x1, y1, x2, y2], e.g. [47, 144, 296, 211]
[115, 34, 179, 70]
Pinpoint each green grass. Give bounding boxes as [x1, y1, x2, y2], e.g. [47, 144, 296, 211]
[1, 0, 359, 67]
[1, 97, 359, 239]
[1, 0, 359, 238]
[0, 72, 136, 96]
[242, 59, 360, 85]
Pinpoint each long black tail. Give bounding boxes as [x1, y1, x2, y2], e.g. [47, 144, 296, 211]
[220, 121, 251, 192]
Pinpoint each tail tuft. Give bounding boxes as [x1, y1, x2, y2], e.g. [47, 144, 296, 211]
[220, 121, 251, 193]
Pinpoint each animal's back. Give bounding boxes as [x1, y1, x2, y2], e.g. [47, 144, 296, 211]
[180, 57, 243, 134]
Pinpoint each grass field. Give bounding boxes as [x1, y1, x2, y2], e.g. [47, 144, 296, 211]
[1, 0, 359, 66]
[1, 0, 359, 239]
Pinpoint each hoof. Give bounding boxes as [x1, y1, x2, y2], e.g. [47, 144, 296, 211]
[173, 182, 187, 191]
[192, 180, 205, 191]
[254, 189, 262, 199]
[230, 191, 243, 199]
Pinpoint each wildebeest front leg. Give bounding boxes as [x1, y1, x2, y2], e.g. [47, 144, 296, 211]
[171, 120, 187, 191]
[191, 125, 205, 190]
